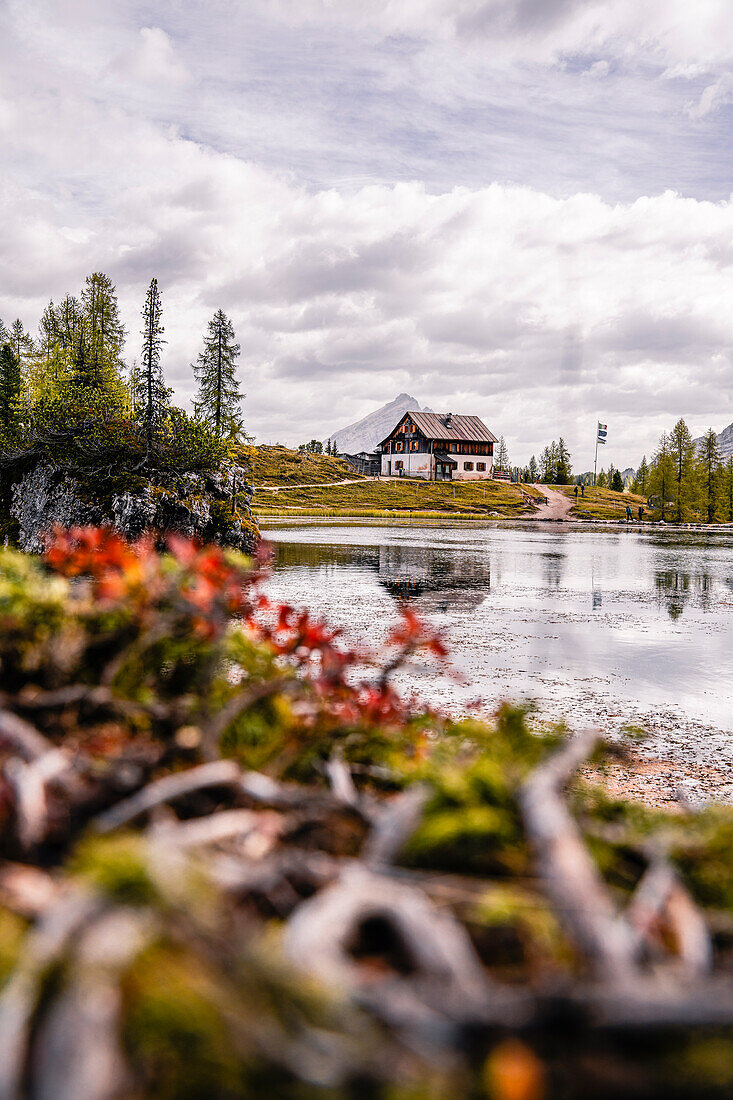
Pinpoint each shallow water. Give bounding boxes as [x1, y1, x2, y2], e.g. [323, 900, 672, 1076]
[261, 522, 733, 775]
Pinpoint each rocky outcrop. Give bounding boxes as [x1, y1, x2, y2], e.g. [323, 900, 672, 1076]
[10, 459, 257, 553]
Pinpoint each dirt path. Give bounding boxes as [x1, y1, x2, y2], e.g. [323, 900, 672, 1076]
[529, 484, 574, 521]
[254, 478, 366, 492]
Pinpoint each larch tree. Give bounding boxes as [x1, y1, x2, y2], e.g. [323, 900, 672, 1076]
[137, 278, 168, 454]
[78, 273, 126, 398]
[669, 418, 698, 522]
[194, 310, 244, 438]
[698, 428, 722, 522]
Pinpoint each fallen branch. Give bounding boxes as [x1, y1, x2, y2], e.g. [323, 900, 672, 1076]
[92, 760, 241, 833]
[519, 730, 639, 980]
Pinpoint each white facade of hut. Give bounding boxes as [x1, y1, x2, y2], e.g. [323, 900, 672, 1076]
[378, 412, 497, 481]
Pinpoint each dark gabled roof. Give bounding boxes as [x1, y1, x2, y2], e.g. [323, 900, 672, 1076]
[378, 411, 498, 447]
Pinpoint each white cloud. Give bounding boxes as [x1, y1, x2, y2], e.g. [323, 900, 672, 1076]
[1, 0, 733, 469]
[687, 73, 733, 118]
[108, 26, 190, 87]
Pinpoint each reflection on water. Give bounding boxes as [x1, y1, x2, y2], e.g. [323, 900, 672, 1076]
[655, 570, 713, 620]
[261, 523, 733, 749]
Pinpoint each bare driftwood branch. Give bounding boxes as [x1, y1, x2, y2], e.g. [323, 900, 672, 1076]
[5, 749, 76, 849]
[92, 760, 241, 833]
[519, 729, 639, 980]
[0, 863, 61, 918]
[324, 750, 358, 808]
[665, 881, 714, 976]
[284, 864, 490, 1020]
[150, 807, 283, 854]
[362, 785, 428, 868]
[31, 910, 147, 1100]
[0, 890, 100, 1100]
[0, 708, 55, 762]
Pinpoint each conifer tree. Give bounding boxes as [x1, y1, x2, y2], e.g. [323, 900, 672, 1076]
[528, 455, 538, 482]
[194, 310, 244, 438]
[496, 436, 509, 472]
[0, 343, 22, 435]
[722, 456, 733, 522]
[698, 428, 723, 522]
[633, 456, 649, 496]
[648, 432, 674, 521]
[9, 320, 33, 368]
[611, 468, 624, 493]
[669, 418, 698, 522]
[78, 273, 126, 397]
[137, 278, 168, 454]
[555, 438, 572, 484]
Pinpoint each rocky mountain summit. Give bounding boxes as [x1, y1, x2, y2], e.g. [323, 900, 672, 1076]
[694, 421, 733, 459]
[330, 392, 432, 454]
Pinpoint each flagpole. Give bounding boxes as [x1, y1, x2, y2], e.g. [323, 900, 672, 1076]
[594, 427, 598, 486]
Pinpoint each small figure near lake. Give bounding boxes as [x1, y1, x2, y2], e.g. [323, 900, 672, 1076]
[638, 504, 644, 523]
[574, 484, 579, 501]
[626, 504, 632, 523]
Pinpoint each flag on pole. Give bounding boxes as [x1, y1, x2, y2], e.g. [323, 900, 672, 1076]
[597, 422, 607, 444]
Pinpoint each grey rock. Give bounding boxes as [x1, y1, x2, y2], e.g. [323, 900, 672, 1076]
[10, 459, 257, 554]
[11, 465, 104, 552]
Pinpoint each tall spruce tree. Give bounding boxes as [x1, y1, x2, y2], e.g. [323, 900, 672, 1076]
[698, 427, 723, 522]
[194, 310, 244, 438]
[633, 456, 649, 496]
[555, 438, 572, 484]
[527, 454, 538, 482]
[9, 320, 33, 368]
[137, 278, 168, 454]
[495, 436, 509, 472]
[0, 343, 22, 435]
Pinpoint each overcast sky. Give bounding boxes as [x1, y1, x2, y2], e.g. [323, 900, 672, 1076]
[2, 1, 733, 468]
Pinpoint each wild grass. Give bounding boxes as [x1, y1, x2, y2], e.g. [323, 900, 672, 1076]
[251, 477, 533, 517]
[554, 485, 646, 520]
[238, 444, 362, 486]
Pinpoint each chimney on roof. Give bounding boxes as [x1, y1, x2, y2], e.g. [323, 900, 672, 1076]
[445, 412, 452, 426]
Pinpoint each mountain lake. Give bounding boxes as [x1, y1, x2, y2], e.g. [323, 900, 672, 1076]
[261, 521, 733, 797]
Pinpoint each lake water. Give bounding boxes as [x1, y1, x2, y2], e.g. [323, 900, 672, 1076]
[261, 522, 733, 774]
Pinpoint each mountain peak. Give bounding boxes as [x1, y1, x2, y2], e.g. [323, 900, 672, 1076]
[330, 394, 428, 454]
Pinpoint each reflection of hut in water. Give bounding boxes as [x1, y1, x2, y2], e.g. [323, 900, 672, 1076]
[377, 544, 490, 612]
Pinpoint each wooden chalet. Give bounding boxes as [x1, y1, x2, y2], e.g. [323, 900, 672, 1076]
[378, 411, 498, 481]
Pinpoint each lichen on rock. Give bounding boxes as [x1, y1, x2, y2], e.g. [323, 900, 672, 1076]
[8, 458, 258, 553]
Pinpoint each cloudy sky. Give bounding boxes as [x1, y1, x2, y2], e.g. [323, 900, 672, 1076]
[2, 1, 733, 468]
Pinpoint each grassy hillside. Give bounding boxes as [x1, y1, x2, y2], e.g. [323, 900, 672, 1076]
[239, 444, 362, 487]
[556, 485, 647, 520]
[252, 477, 535, 518]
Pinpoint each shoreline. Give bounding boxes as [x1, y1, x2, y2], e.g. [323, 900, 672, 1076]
[258, 513, 733, 532]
